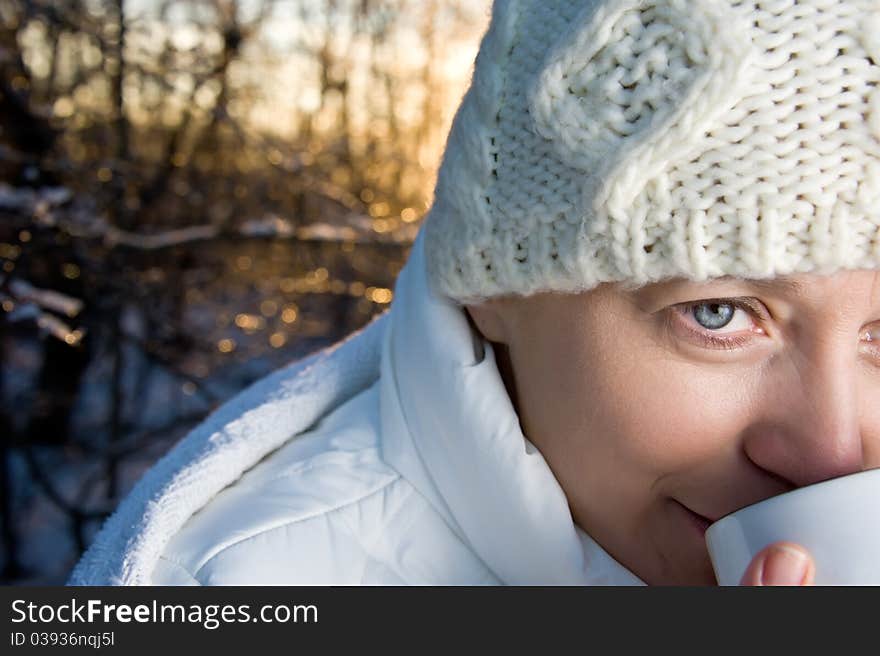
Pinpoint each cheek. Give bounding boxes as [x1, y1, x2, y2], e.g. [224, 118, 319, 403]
[532, 334, 754, 474]
[594, 368, 733, 469]
[862, 385, 880, 469]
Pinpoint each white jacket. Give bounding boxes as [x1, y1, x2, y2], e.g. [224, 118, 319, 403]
[68, 225, 644, 586]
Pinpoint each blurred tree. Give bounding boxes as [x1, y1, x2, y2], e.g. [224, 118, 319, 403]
[0, 0, 489, 583]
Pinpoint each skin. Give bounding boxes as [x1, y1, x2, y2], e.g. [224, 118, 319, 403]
[465, 269, 880, 585]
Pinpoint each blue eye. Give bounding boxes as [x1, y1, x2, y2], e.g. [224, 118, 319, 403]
[692, 303, 736, 330]
[669, 297, 768, 351]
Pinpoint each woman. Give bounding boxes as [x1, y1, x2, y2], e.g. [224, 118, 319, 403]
[69, 0, 880, 586]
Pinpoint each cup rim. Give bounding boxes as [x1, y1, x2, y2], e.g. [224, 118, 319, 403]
[709, 466, 880, 527]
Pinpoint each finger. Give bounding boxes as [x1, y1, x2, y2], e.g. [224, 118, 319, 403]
[739, 542, 815, 586]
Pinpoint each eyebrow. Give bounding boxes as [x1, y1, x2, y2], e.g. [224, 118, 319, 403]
[630, 275, 810, 306]
[729, 276, 809, 298]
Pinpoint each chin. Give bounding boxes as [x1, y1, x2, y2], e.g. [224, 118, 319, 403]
[626, 535, 718, 585]
[641, 554, 718, 586]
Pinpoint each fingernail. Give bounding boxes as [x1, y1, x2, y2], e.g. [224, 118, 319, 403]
[760, 546, 809, 586]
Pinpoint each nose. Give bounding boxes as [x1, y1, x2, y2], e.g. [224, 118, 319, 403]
[742, 347, 865, 489]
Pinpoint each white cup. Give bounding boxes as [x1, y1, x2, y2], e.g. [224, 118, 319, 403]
[705, 468, 880, 585]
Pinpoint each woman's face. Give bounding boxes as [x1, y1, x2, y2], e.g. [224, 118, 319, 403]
[465, 269, 880, 585]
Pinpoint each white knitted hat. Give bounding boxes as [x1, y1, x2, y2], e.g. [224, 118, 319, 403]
[423, 0, 880, 303]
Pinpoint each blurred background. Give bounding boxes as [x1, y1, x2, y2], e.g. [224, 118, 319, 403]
[0, 0, 490, 584]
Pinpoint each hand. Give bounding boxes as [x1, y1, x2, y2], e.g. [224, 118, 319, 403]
[738, 541, 815, 586]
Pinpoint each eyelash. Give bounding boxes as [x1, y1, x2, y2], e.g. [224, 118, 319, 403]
[669, 297, 767, 351]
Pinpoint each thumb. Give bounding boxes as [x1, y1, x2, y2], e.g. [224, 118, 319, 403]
[739, 542, 815, 586]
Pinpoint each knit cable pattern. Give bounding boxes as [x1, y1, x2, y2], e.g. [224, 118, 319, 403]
[424, 0, 880, 303]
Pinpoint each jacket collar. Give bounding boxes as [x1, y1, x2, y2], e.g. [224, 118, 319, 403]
[379, 224, 644, 585]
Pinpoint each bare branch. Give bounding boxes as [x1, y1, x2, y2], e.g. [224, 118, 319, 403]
[6, 277, 84, 317]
